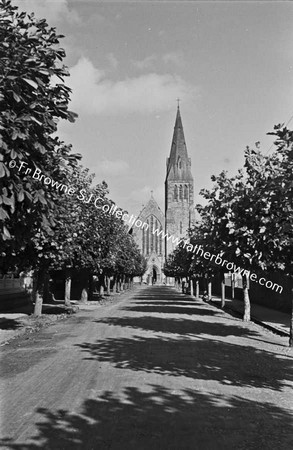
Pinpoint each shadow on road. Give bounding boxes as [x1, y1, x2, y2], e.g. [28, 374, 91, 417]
[1, 385, 292, 449]
[1, 286, 293, 449]
[123, 304, 219, 316]
[76, 286, 293, 391]
[122, 287, 220, 316]
[76, 335, 292, 391]
[95, 315, 260, 339]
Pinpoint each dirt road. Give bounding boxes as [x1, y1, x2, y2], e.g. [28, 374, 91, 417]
[1, 285, 293, 449]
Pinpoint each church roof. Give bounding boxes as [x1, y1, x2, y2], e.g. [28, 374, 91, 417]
[165, 106, 193, 182]
[137, 192, 164, 224]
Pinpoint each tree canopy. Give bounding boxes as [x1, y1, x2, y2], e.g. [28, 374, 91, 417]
[0, 0, 80, 255]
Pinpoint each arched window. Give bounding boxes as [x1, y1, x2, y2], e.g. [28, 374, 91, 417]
[180, 221, 183, 234]
[150, 215, 154, 252]
[177, 157, 182, 169]
[153, 219, 156, 253]
[179, 185, 183, 200]
[174, 185, 178, 201]
[146, 215, 163, 255]
[146, 219, 150, 254]
[184, 185, 188, 200]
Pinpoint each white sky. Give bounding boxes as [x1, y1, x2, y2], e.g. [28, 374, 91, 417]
[14, 0, 293, 214]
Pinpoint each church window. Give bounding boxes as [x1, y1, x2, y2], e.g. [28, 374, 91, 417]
[180, 221, 183, 234]
[174, 185, 178, 201]
[179, 185, 183, 200]
[155, 219, 158, 253]
[146, 219, 150, 254]
[150, 216, 154, 252]
[177, 157, 182, 169]
[159, 226, 162, 255]
[184, 185, 188, 200]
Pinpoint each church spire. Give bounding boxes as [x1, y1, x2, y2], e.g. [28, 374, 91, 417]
[165, 105, 193, 181]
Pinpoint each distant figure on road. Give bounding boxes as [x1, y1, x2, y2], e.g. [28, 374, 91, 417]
[202, 290, 209, 302]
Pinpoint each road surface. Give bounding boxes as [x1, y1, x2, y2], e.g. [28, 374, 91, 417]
[1, 285, 293, 449]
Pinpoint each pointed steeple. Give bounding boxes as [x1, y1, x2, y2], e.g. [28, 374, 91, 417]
[165, 105, 193, 181]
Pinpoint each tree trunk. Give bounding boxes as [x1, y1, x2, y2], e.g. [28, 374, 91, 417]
[34, 290, 43, 317]
[289, 287, 293, 347]
[243, 275, 251, 321]
[208, 280, 212, 301]
[33, 268, 46, 317]
[190, 278, 194, 297]
[81, 288, 88, 302]
[221, 273, 225, 308]
[64, 269, 72, 306]
[99, 273, 105, 297]
[231, 273, 235, 299]
[195, 279, 200, 299]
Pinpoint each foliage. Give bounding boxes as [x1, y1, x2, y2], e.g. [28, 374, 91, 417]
[0, 0, 80, 255]
[164, 242, 192, 279]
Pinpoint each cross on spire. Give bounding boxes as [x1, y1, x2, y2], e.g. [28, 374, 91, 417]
[176, 98, 180, 109]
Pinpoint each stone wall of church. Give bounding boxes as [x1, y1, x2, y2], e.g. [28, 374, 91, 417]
[165, 180, 194, 256]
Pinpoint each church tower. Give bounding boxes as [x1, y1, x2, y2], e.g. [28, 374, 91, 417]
[165, 105, 194, 257]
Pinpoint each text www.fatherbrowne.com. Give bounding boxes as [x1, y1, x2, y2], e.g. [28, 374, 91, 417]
[151, 227, 283, 294]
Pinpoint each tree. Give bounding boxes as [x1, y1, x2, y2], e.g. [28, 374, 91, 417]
[195, 127, 293, 342]
[29, 166, 110, 312]
[196, 170, 256, 318]
[247, 126, 293, 345]
[0, 0, 80, 259]
[0, 0, 83, 314]
[164, 242, 192, 292]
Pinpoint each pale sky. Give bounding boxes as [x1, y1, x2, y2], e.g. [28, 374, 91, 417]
[14, 1, 293, 215]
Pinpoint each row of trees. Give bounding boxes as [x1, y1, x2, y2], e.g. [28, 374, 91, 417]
[165, 127, 293, 346]
[0, 1, 147, 315]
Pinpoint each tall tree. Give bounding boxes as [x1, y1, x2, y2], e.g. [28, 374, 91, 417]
[0, 0, 80, 260]
[247, 126, 293, 345]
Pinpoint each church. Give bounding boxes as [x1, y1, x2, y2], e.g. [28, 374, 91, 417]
[133, 105, 195, 284]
